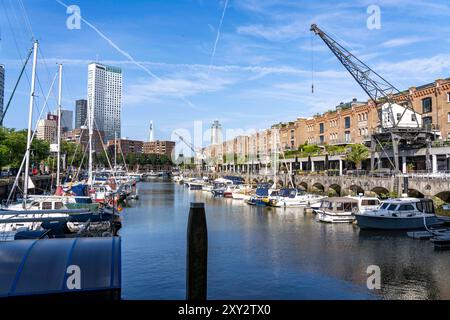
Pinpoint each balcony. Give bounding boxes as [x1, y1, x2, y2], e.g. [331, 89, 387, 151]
[328, 138, 353, 146]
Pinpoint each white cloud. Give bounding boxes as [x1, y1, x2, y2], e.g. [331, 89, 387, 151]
[380, 36, 429, 48]
[375, 54, 450, 83]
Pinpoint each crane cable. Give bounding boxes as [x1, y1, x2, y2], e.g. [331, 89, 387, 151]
[311, 31, 314, 94]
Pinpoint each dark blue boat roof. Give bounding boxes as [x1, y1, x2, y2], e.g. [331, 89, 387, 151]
[0, 237, 121, 298]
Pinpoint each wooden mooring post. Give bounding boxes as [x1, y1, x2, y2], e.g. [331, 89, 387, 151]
[186, 202, 208, 300]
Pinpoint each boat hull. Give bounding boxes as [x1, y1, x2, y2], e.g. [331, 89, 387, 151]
[317, 211, 355, 223]
[355, 214, 441, 230]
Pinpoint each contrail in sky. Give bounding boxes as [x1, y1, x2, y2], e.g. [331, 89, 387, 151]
[208, 0, 229, 77]
[56, 0, 198, 110]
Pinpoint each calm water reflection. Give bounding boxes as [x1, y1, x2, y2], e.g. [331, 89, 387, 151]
[120, 182, 450, 300]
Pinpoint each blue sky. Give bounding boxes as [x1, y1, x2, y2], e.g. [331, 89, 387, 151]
[1, 0, 450, 149]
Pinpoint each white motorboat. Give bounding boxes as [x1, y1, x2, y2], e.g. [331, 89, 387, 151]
[346, 195, 381, 213]
[316, 197, 359, 223]
[355, 198, 442, 230]
[231, 185, 254, 200]
[268, 189, 325, 208]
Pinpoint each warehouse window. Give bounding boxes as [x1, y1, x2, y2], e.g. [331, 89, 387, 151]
[344, 117, 351, 129]
[422, 97, 432, 113]
[319, 123, 324, 134]
[447, 92, 450, 103]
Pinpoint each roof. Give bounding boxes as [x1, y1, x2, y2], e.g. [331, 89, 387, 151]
[323, 197, 359, 203]
[0, 237, 121, 298]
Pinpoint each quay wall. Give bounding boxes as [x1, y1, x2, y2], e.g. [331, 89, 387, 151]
[0, 175, 54, 201]
[184, 172, 450, 202]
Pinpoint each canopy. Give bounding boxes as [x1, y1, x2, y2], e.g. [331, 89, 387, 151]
[0, 237, 121, 298]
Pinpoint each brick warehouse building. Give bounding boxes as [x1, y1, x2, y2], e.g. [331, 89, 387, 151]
[202, 78, 450, 172]
[143, 140, 176, 157]
[107, 138, 144, 156]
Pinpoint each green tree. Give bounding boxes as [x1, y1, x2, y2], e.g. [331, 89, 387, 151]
[345, 144, 369, 169]
[301, 143, 320, 155]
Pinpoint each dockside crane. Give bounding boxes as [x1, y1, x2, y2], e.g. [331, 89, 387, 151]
[310, 24, 434, 173]
[173, 132, 206, 170]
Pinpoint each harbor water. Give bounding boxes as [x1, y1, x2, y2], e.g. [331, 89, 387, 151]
[120, 182, 450, 300]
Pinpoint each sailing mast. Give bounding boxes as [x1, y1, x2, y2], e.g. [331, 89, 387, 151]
[56, 63, 63, 190]
[114, 131, 117, 171]
[23, 40, 38, 208]
[87, 87, 94, 186]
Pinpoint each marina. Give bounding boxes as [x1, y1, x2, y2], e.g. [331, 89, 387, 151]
[120, 180, 450, 300]
[1, 0, 450, 306]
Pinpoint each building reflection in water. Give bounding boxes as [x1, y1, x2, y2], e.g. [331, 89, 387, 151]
[121, 182, 450, 299]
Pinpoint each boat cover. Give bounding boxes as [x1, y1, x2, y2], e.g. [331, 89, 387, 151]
[0, 237, 121, 298]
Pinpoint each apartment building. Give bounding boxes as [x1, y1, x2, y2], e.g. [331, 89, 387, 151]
[36, 119, 57, 143]
[143, 140, 175, 157]
[62, 128, 105, 153]
[108, 138, 143, 156]
[300, 99, 376, 146]
[203, 78, 450, 166]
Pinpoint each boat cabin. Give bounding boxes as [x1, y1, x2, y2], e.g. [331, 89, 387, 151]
[376, 198, 435, 217]
[320, 197, 359, 213]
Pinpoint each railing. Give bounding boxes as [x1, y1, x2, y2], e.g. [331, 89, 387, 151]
[407, 170, 450, 180]
[183, 169, 450, 181]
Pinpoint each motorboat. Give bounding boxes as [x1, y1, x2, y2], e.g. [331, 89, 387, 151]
[268, 189, 325, 208]
[231, 185, 254, 201]
[202, 184, 213, 192]
[246, 183, 274, 206]
[355, 198, 442, 230]
[316, 197, 359, 223]
[346, 195, 381, 213]
[173, 174, 184, 184]
[185, 178, 204, 190]
[211, 182, 227, 197]
[224, 185, 241, 198]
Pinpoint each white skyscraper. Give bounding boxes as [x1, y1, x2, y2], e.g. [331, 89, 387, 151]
[211, 120, 222, 145]
[148, 120, 154, 142]
[87, 62, 122, 142]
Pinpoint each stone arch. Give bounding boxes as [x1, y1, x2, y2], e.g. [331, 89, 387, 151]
[408, 188, 425, 198]
[299, 181, 308, 191]
[312, 182, 325, 193]
[328, 184, 341, 196]
[371, 186, 390, 198]
[434, 191, 450, 203]
[348, 184, 364, 196]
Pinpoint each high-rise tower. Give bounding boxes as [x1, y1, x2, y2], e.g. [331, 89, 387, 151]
[87, 63, 122, 142]
[149, 120, 154, 142]
[211, 120, 222, 145]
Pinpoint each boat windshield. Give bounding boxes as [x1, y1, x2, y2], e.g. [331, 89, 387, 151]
[387, 204, 398, 211]
[256, 188, 269, 197]
[416, 199, 435, 213]
[213, 183, 226, 188]
[320, 200, 329, 208]
[380, 202, 389, 210]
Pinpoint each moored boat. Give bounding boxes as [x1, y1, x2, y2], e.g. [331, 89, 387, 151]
[316, 197, 359, 223]
[355, 198, 441, 230]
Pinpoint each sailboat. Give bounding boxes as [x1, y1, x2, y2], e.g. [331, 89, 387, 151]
[0, 44, 118, 239]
